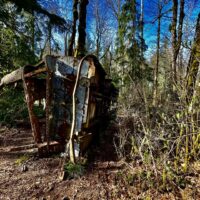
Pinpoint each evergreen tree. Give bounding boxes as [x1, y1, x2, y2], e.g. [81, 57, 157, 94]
[116, 0, 149, 93]
[0, 4, 37, 74]
[0, 0, 67, 76]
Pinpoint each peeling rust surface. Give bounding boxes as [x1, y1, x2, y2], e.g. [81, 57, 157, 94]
[0, 55, 117, 156]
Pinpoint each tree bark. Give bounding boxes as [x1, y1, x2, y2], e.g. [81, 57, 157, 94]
[31, 11, 35, 54]
[177, 0, 185, 55]
[171, 0, 185, 83]
[77, 0, 89, 57]
[64, 31, 68, 56]
[186, 13, 200, 103]
[171, 0, 178, 83]
[152, 0, 161, 106]
[47, 22, 52, 55]
[68, 0, 78, 56]
[140, 0, 144, 59]
[95, 6, 101, 58]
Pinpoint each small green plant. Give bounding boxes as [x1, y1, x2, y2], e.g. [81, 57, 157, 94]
[126, 173, 137, 185]
[0, 87, 28, 125]
[15, 155, 29, 165]
[162, 167, 167, 189]
[64, 161, 85, 179]
[144, 195, 151, 200]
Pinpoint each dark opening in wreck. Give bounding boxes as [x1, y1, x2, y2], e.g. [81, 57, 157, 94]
[0, 55, 117, 157]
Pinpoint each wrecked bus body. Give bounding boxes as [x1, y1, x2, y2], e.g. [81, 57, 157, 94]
[0, 55, 117, 156]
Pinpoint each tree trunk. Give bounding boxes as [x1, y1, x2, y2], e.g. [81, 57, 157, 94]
[47, 22, 52, 55]
[68, 0, 78, 56]
[171, 0, 178, 83]
[177, 0, 185, 54]
[171, 0, 185, 83]
[64, 31, 68, 56]
[31, 11, 35, 55]
[152, 0, 161, 106]
[77, 0, 89, 57]
[140, 0, 144, 59]
[95, 6, 100, 58]
[186, 13, 200, 103]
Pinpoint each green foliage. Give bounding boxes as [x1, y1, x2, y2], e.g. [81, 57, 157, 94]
[114, 0, 152, 96]
[0, 86, 28, 125]
[4, 0, 66, 30]
[0, 0, 66, 77]
[0, 4, 38, 75]
[116, 0, 141, 80]
[64, 161, 85, 179]
[15, 154, 30, 165]
[0, 28, 16, 76]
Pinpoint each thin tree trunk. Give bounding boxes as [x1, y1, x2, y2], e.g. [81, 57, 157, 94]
[68, 0, 78, 56]
[153, 0, 161, 106]
[77, 0, 89, 57]
[68, 55, 89, 163]
[186, 13, 200, 103]
[45, 21, 52, 55]
[177, 0, 185, 54]
[171, 0, 178, 83]
[176, 0, 185, 81]
[64, 31, 68, 56]
[95, 6, 100, 58]
[31, 11, 35, 55]
[171, 0, 185, 83]
[140, 0, 144, 59]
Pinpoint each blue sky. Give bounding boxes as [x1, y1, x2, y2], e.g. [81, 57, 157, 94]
[40, 0, 200, 58]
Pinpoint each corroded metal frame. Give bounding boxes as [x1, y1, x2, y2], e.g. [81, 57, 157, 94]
[0, 55, 118, 157]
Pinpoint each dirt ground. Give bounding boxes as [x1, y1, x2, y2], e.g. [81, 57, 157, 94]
[0, 126, 199, 200]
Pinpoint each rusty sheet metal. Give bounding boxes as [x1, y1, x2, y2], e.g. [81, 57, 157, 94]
[22, 73, 42, 144]
[44, 56, 90, 137]
[0, 54, 116, 156]
[0, 67, 23, 87]
[0, 60, 46, 87]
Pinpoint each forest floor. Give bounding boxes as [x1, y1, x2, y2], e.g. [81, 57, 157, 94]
[0, 125, 199, 200]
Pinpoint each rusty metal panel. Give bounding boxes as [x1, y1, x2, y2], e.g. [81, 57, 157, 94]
[22, 76, 42, 144]
[44, 56, 90, 135]
[0, 54, 116, 156]
[0, 67, 23, 87]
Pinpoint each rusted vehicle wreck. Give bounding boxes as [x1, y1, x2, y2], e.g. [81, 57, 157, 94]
[0, 55, 116, 156]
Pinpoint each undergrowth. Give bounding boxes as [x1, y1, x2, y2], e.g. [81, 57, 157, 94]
[15, 154, 30, 166]
[113, 83, 200, 195]
[0, 86, 45, 126]
[64, 161, 85, 179]
[0, 86, 28, 126]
